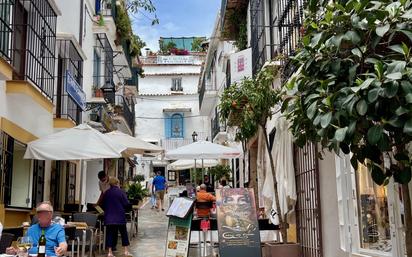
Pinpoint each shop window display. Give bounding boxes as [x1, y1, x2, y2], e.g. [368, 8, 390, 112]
[356, 163, 391, 252]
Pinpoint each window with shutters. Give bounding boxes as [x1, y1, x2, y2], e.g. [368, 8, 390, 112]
[171, 78, 183, 92]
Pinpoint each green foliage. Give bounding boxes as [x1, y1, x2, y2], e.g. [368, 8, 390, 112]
[126, 0, 159, 25]
[191, 37, 205, 52]
[115, 5, 132, 40]
[282, 0, 412, 185]
[220, 62, 283, 141]
[132, 174, 145, 183]
[160, 41, 177, 54]
[209, 165, 232, 181]
[223, 8, 248, 50]
[130, 35, 146, 57]
[126, 182, 148, 201]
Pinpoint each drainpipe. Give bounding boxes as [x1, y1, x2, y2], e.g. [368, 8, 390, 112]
[79, 0, 84, 46]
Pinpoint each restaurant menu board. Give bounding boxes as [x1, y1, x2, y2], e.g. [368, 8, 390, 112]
[216, 188, 262, 257]
[167, 197, 194, 218]
[165, 214, 193, 257]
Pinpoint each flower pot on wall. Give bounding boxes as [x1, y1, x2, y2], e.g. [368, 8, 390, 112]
[261, 243, 301, 257]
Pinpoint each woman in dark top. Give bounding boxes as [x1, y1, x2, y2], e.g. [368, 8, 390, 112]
[102, 177, 131, 257]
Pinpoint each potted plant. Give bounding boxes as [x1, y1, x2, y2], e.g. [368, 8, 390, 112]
[126, 182, 148, 205]
[93, 85, 103, 98]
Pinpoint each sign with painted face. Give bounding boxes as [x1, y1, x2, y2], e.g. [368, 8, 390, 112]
[216, 188, 262, 257]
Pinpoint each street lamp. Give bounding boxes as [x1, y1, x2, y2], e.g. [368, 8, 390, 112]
[192, 131, 198, 142]
[100, 80, 115, 104]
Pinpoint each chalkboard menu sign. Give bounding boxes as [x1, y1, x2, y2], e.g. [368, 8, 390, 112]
[216, 188, 262, 257]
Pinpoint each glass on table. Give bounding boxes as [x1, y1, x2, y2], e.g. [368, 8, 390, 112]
[16, 236, 33, 257]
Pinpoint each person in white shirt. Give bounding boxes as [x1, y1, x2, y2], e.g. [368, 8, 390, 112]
[147, 174, 156, 209]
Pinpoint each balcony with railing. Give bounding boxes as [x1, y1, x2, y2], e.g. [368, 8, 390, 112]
[0, 0, 13, 62]
[113, 95, 135, 136]
[211, 113, 227, 141]
[93, 33, 115, 102]
[54, 38, 84, 127]
[140, 54, 206, 65]
[251, 0, 304, 76]
[160, 132, 208, 151]
[5, 0, 58, 101]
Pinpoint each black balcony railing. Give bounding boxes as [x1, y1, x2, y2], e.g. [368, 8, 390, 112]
[115, 95, 135, 136]
[55, 39, 84, 125]
[251, 0, 305, 76]
[211, 109, 226, 141]
[10, 0, 57, 100]
[0, 0, 13, 61]
[54, 94, 82, 124]
[94, 33, 114, 90]
[199, 79, 206, 110]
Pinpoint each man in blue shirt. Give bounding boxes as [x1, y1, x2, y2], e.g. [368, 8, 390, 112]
[152, 171, 167, 211]
[7, 201, 67, 256]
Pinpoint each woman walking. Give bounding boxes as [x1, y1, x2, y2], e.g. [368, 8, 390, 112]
[102, 177, 131, 257]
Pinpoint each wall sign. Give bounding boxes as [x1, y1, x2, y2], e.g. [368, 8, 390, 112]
[230, 48, 252, 84]
[65, 71, 86, 111]
[216, 188, 262, 257]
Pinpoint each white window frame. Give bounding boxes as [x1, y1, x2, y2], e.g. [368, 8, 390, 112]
[335, 154, 404, 257]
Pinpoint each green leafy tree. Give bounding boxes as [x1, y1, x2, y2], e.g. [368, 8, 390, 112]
[126, 0, 159, 25]
[220, 62, 286, 239]
[282, 0, 412, 255]
[209, 165, 232, 182]
[191, 37, 205, 52]
[160, 41, 177, 54]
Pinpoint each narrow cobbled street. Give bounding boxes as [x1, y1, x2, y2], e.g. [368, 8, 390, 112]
[131, 202, 168, 257]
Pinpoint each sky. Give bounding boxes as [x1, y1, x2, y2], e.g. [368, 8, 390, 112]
[131, 0, 221, 51]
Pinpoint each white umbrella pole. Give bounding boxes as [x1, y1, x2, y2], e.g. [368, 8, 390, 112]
[202, 159, 204, 184]
[194, 159, 196, 184]
[79, 159, 84, 212]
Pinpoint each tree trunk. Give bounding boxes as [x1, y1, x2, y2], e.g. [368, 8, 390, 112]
[402, 183, 412, 257]
[249, 142, 260, 211]
[261, 125, 287, 242]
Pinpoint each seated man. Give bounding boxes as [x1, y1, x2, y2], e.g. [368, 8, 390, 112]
[7, 201, 67, 256]
[196, 184, 216, 218]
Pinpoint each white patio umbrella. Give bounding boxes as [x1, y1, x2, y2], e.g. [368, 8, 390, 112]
[165, 141, 241, 183]
[24, 124, 126, 160]
[106, 130, 163, 156]
[168, 159, 219, 170]
[24, 124, 127, 211]
[165, 140, 240, 159]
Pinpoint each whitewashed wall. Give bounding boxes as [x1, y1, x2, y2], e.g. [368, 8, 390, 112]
[135, 94, 208, 141]
[139, 75, 200, 95]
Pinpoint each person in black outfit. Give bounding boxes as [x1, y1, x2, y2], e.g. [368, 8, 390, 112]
[204, 175, 214, 193]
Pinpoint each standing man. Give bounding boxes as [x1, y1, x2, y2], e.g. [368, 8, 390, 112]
[147, 173, 156, 209]
[152, 171, 167, 212]
[97, 170, 111, 205]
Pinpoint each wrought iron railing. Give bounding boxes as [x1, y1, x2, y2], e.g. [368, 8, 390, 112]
[115, 95, 136, 136]
[250, 0, 305, 76]
[54, 39, 84, 125]
[0, 0, 13, 61]
[54, 94, 82, 124]
[11, 0, 57, 100]
[94, 33, 114, 89]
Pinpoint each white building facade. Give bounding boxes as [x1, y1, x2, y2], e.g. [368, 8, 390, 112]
[0, 0, 139, 225]
[135, 53, 209, 185]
